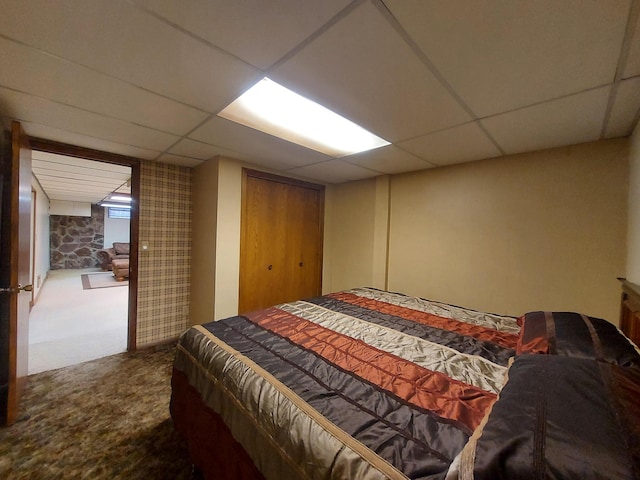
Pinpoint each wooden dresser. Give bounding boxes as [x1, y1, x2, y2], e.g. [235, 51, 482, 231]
[620, 279, 640, 346]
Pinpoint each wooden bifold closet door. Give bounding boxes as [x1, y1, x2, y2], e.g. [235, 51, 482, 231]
[239, 169, 324, 314]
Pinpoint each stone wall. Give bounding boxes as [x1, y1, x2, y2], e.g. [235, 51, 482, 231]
[50, 204, 104, 270]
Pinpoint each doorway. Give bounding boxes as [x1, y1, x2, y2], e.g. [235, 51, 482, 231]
[27, 138, 140, 373]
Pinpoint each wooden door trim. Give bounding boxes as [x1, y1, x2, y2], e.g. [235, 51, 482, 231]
[28, 137, 141, 352]
[315, 186, 325, 298]
[244, 168, 325, 191]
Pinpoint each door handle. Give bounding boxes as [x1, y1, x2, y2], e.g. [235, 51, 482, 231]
[0, 284, 33, 294]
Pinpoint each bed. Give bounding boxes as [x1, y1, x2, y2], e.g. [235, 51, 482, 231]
[170, 287, 640, 480]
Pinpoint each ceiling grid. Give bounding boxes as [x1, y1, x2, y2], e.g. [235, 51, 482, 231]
[0, 0, 636, 184]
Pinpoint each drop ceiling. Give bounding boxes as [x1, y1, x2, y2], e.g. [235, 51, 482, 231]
[32, 150, 130, 204]
[0, 0, 638, 185]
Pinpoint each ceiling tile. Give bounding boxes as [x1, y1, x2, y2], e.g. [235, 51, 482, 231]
[190, 116, 333, 169]
[286, 159, 380, 184]
[385, 0, 629, 116]
[132, 0, 350, 70]
[481, 87, 610, 155]
[156, 153, 204, 168]
[270, 1, 471, 143]
[605, 77, 640, 138]
[0, 37, 208, 135]
[623, 12, 640, 78]
[0, 87, 180, 151]
[398, 122, 503, 166]
[168, 138, 237, 160]
[343, 145, 434, 174]
[0, 0, 262, 111]
[16, 122, 161, 160]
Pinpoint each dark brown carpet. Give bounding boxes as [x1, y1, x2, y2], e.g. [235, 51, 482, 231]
[0, 345, 196, 479]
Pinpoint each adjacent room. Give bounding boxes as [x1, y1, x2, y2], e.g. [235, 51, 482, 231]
[0, 1, 640, 479]
[28, 152, 132, 374]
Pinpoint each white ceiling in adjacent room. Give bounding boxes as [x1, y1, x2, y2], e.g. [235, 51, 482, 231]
[31, 150, 130, 204]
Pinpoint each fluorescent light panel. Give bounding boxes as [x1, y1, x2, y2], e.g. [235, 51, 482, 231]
[109, 195, 132, 202]
[218, 77, 390, 157]
[101, 203, 131, 209]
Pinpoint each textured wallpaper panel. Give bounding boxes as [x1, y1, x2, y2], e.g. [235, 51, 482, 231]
[137, 161, 192, 346]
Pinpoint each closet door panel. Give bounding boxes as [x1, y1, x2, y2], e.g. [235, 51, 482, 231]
[239, 175, 288, 313]
[287, 185, 323, 301]
[239, 170, 324, 314]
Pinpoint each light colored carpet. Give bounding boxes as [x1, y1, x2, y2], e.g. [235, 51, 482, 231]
[81, 272, 128, 289]
[28, 268, 128, 375]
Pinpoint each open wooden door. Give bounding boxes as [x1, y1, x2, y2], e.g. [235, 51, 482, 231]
[0, 121, 32, 425]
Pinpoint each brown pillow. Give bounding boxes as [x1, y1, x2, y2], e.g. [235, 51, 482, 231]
[517, 311, 640, 368]
[112, 242, 130, 255]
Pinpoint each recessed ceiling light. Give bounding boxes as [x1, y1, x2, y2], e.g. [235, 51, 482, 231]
[218, 77, 390, 157]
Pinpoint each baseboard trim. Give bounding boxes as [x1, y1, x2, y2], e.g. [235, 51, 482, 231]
[135, 336, 180, 351]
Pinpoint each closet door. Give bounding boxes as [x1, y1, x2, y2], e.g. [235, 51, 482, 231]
[239, 170, 324, 314]
[285, 183, 323, 302]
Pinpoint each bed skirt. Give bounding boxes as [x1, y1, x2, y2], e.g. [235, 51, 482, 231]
[170, 368, 264, 480]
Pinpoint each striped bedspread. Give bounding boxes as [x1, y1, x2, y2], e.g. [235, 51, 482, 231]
[173, 288, 520, 480]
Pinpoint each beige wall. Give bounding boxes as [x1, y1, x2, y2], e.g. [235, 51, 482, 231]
[324, 176, 389, 293]
[190, 158, 219, 325]
[387, 139, 628, 323]
[190, 156, 243, 324]
[189, 136, 630, 328]
[326, 178, 376, 291]
[628, 124, 640, 284]
[212, 158, 242, 320]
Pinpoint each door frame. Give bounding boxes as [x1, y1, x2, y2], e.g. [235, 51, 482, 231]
[29, 137, 141, 351]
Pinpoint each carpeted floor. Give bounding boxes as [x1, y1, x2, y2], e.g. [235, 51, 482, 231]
[0, 345, 196, 479]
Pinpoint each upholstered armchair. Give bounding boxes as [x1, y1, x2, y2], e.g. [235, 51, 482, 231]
[97, 242, 130, 270]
